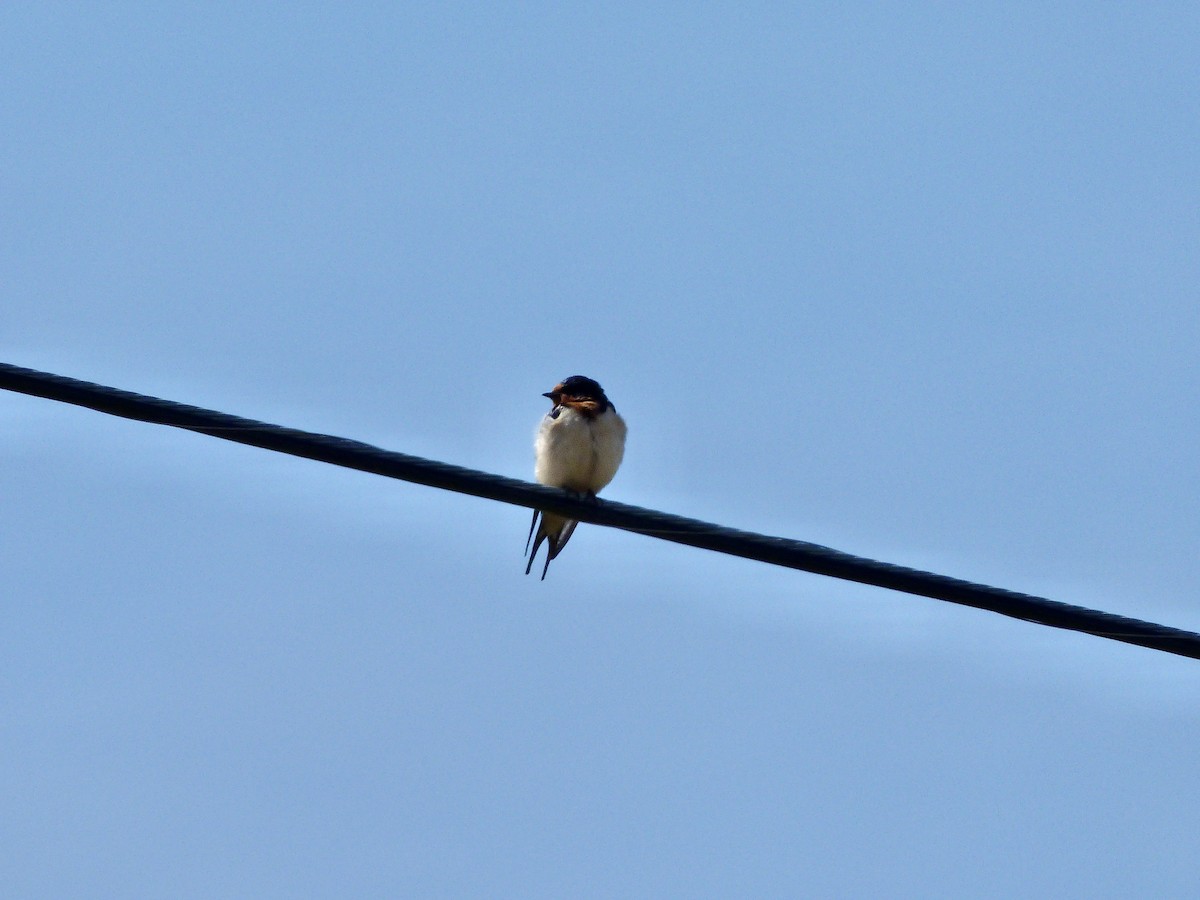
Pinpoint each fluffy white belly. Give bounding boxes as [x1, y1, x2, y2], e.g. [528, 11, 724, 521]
[535, 407, 627, 493]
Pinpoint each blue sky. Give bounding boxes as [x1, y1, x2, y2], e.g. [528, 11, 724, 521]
[4, 4, 1199, 897]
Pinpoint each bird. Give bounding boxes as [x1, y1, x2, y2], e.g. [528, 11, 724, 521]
[525, 375, 627, 579]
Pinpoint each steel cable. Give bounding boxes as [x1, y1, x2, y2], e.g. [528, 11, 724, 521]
[3, 361, 1197, 660]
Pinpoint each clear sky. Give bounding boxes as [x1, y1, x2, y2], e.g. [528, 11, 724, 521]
[4, 4, 1199, 897]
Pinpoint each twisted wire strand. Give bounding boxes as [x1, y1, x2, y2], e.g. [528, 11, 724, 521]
[3, 361, 1197, 660]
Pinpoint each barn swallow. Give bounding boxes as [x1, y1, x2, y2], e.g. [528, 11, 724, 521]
[525, 375, 627, 579]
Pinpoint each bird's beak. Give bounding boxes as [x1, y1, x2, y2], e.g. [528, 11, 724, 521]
[542, 391, 557, 399]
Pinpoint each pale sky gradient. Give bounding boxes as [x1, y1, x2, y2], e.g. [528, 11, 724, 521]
[4, 5, 1199, 897]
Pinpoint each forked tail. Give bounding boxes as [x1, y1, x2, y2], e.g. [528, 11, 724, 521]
[524, 509, 579, 580]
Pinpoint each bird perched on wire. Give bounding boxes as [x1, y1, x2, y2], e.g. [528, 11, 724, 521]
[525, 375, 627, 579]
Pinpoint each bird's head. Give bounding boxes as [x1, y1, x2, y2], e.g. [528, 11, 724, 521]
[543, 375, 611, 417]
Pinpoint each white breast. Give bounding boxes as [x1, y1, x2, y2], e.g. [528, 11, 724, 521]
[535, 406, 627, 493]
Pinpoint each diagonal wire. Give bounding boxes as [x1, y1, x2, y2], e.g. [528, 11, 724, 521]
[3, 360, 1198, 660]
